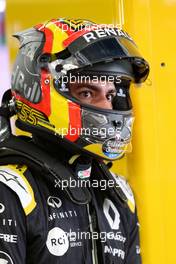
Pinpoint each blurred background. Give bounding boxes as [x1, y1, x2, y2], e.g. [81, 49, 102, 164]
[0, 0, 10, 101]
[1, 0, 176, 263]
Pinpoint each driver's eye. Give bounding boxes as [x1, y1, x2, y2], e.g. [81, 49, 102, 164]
[106, 93, 116, 102]
[79, 90, 92, 98]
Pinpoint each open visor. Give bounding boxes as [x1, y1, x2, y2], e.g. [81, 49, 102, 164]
[68, 35, 142, 64]
[49, 35, 149, 84]
[70, 39, 149, 83]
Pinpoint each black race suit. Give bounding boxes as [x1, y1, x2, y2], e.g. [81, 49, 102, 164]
[0, 147, 141, 264]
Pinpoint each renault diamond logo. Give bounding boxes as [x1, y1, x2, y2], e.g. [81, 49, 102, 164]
[103, 198, 120, 230]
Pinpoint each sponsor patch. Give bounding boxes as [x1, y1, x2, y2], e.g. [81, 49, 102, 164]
[46, 227, 69, 256]
[0, 251, 14, 264]
[104, 245, 125, 259]
[0, 165, 36, 215]
[0, 204, 5, 214]
[47, 197, 62, 209]
[103, 198, 120, 230]
[0, 233, 17, 243]
[77, 167, 91, 179]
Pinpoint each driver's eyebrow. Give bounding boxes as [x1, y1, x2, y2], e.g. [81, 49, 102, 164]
[71, 83, 116, 93]
[73, 83, 102, 92]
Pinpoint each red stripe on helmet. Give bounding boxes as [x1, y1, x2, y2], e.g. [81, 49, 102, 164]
[65, 101, 82, 142]
[36, 25, 54, 54]
[54, 21, 74, 36]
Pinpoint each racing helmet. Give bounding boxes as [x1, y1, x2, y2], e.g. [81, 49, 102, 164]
[11, 18, 149, 160]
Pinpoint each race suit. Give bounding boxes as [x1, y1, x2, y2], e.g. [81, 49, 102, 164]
[0, 144, 141, 264]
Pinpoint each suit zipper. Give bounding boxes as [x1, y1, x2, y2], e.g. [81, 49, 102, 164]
[87, 203, 98, 264]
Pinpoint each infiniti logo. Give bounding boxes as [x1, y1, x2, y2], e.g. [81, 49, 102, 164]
[47, 196, 62, 209]
[0, 204, 5, 214]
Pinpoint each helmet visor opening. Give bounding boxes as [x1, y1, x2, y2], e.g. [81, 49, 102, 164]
[54, 76, 132, 111]
[73, 37, 141, 65]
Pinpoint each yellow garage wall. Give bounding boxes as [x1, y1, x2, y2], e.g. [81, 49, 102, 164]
[6, 0, 176, 263]
[123, 1, 176, 263]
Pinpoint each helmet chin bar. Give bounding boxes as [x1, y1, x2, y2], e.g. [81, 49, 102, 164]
[80, 107, 134, 159]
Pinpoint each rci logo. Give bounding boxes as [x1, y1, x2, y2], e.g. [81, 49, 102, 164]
[46, 227, 69, 256]
[0, 251, 13, 264]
